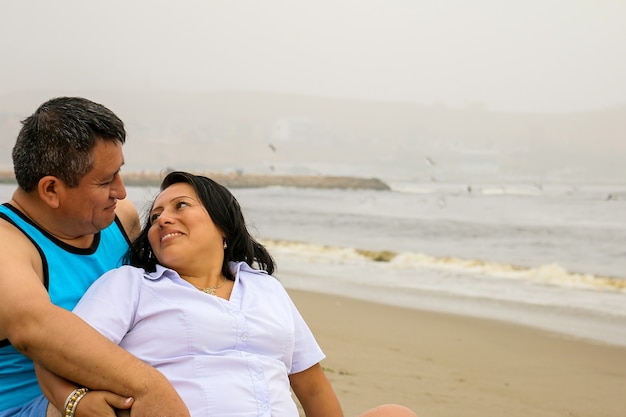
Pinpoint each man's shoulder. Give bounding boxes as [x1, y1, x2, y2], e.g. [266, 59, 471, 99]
[0, 225, 41, 255]
[115, 199, 140, 240]
[0, 204, 45, 247]
[0, 207, 33, 242]
[0, 206, 45, 298]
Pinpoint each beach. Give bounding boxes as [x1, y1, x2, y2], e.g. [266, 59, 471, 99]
[121, 180, 625, 416]
[3, 179, 624, 416]
[289, 289, 626, 417]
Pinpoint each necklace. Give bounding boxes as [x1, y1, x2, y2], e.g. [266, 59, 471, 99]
[192, 276, 227, 295]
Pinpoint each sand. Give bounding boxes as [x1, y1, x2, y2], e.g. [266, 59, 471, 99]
[287, 289, 626, 417]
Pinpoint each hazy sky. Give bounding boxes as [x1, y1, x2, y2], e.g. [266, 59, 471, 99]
[1, 0, 625, 113]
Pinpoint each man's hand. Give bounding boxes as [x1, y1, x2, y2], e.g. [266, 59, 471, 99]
[46, 391, 133, 417]
[75, 391, 133, 417]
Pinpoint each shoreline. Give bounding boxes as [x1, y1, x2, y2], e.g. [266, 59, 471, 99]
[0, 171, 391, 191]
[288, 288, 626, 417]
[272, 256, 626, 349]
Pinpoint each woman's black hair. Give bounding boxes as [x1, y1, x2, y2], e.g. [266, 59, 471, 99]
[125, 171, 275, 279]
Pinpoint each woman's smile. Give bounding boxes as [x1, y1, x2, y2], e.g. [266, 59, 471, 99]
[160, 231, 183, 242]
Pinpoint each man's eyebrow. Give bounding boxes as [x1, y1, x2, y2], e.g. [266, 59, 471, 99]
[102, 168, 121, 180]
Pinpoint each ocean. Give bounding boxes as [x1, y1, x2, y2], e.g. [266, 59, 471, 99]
[2, 180, 625, 347]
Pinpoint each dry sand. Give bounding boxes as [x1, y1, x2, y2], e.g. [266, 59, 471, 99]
[288, 289, 626, 417]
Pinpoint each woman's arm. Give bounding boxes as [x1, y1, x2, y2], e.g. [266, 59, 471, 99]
[289, 363, 344, 417]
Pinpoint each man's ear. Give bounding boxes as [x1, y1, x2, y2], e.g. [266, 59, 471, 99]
[37, 176, 62, 209]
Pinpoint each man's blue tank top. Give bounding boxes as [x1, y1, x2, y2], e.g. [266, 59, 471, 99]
[0, 203, 131, 410]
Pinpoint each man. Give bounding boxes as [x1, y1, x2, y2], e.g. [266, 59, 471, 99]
[0, 97, 189, 417]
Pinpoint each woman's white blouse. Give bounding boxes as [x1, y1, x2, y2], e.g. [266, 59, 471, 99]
[73, 262, 325, 417]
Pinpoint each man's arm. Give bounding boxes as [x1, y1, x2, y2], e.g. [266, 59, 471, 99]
[0, 223, 189, 417]
[36, 363, 133, 417]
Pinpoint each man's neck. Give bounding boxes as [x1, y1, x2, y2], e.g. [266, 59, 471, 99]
[10, 190, 95, 249]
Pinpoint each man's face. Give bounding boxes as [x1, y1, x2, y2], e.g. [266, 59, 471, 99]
[59, 139, 127, 237]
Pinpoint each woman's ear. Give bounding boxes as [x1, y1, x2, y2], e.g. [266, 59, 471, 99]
[37, 176, 62, 209]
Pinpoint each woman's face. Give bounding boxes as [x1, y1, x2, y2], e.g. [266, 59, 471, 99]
[148, 182, 224, 273]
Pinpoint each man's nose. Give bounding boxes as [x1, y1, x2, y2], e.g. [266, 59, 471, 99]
[112, 173, 127, 200]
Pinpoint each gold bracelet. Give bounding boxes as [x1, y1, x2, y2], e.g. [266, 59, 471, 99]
[63, 387, 89, 417]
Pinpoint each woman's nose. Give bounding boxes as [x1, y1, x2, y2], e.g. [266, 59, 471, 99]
[157, 211, 174, 226]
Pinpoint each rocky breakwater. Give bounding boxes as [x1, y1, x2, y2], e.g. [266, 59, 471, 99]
[0, 170, 390, 190]
[123, 172, 391, 190]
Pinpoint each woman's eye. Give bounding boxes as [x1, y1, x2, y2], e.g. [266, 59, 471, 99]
[176, 201, 190, 209]
[150, 213, 160, 223]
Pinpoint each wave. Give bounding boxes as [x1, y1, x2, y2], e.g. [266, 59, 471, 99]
[387, 181, 561, 197]
[261, 239, 626, 293]
[387, 183, 544, 197]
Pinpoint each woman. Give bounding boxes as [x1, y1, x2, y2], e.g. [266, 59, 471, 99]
[40, 171, 417, 417]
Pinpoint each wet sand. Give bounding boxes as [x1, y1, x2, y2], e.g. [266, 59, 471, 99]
[288, 289, 626, 417]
